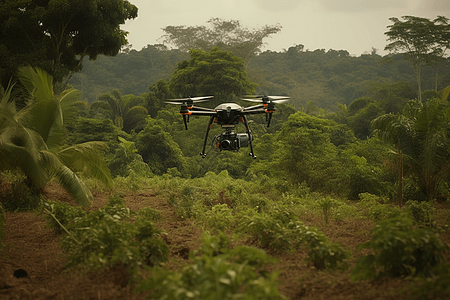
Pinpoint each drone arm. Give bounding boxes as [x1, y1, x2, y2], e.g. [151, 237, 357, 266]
[190, 106, 215, 112]
[243, 115, 256, 159]
[200, 116, 215, 158]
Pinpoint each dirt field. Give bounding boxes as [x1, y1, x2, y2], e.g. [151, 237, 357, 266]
[0, 184, 447, 300]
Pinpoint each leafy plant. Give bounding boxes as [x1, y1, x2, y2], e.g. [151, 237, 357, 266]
[39, 200, 86, 234]
[136, 232, 286, 300]
[358, 193, 401, 221]
[351, 215, 448, 281]
[302, 226, 351, 270]
[318, 196, 337, 225]
[201, 204, 235, 233]
[412, 263, 450, 300]
[138, 207, 162, 222]
[60, 197, 168, 271]
[405, 200, 436, 227]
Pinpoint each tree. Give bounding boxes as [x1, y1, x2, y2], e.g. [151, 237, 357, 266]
[169, 47, 256, 103]
[384, 16, 446, 101]
[135, 117, 185, 176]
[159, 18, 281, 65]
[0, 67, 112, 206]
[371, 98, 450, 202]
[0, 0, 138, 86]
[94, 89, 148, 133]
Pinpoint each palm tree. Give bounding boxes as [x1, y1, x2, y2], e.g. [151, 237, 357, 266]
[0, 66, 112, 206]
[95, 89, 148, 133]
[371, 98, 450, 202]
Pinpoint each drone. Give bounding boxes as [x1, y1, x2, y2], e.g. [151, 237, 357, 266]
[166, 95, 290, 158]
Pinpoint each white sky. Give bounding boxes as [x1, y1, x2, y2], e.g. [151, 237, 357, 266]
[121, 0, 450, 56]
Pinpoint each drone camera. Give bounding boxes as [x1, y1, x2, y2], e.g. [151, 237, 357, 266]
[215, 133, 252, 151]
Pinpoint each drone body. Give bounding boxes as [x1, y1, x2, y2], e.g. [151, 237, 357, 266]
[166, 96, 290, 158]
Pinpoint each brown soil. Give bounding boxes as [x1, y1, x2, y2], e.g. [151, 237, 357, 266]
[0, 184, 448, 300]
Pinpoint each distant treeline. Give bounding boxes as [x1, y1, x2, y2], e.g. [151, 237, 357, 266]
[70, 44, 450, 111]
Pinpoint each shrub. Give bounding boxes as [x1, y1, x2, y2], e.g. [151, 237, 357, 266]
[201, 204, 235, 233]
[302, 226, 351, 270]
[358, 193, 401, 221]
[412, 263, 450, 300]
[61, 200, 168, 272]
[39, 201, 87, 233]
[239, 211, 351, 269]
[2, 178, 41, 211]
[351, 215, 448, 281]
[405, 200, 436, 228]
[136, 232, 286, 300]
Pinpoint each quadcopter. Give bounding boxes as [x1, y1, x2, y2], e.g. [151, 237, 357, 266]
[166, 95, 290, 158]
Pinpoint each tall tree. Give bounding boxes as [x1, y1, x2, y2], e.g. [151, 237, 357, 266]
[0, 0, 138, 86]
[0, 67, 112, 206]
[159, 18, 281, 65]
[169, 47, 256, 103]
[384, 16, 445, 101]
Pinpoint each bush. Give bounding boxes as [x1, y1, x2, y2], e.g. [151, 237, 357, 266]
[239, 211, 351, 269]
[60, 199, 168, 272]
[351, 215, 448, 281]
[358, 193, 401, 221]
[405, 200, 436, 228]
[136, 232, 286, 300]
[2, 178, 41, 211]
[302, 226, 351, 270]
[39, 201, 87, 234]
[200, 203, 235, 233]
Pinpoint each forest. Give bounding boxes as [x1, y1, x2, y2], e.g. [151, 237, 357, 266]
[1, 2, 450, 299]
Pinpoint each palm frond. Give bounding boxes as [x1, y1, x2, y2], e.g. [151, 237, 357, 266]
[54, 165, 93, 207]
[57, 141, 113, 189]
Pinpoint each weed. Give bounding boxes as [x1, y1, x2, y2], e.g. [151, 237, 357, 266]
[351, 215, 448, 281]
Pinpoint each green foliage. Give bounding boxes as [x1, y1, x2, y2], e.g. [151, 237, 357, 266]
[0, 67, 113, 206]
[302, 226, 351, 270]
[39, 200, 86, 234]
[1, 177, 41, 211]
[0, 0, 138, 84]
[238, 207, 351, 269]
[200, 204, 235, 234]
[137, 207, 162, 222]
[169, 47, 256, 102]
[61, 196, 168, 271]
[412, 263, 450, 300]
[351, 215, 448, 281]
[136, 232, 286, 300]
[318, 197, 337, 225]
[135, 117, 185, 176]
[358, 193, 401, 221]
[405, 200, 437, 228]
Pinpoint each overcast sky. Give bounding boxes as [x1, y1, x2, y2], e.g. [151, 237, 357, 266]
[121, 0, 450, 56]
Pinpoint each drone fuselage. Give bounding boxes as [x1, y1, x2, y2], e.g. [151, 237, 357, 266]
[213, 103, 244, 126]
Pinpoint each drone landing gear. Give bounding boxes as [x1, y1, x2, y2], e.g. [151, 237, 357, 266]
[243, 115, 256, 159]
[200, 116, 215, 158]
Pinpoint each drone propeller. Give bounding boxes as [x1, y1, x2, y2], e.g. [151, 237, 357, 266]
[165, 96, 214, 130]
[241, 95, 290, 104]
[242, 96, 290, 127]
[166, 96, 213, 105]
